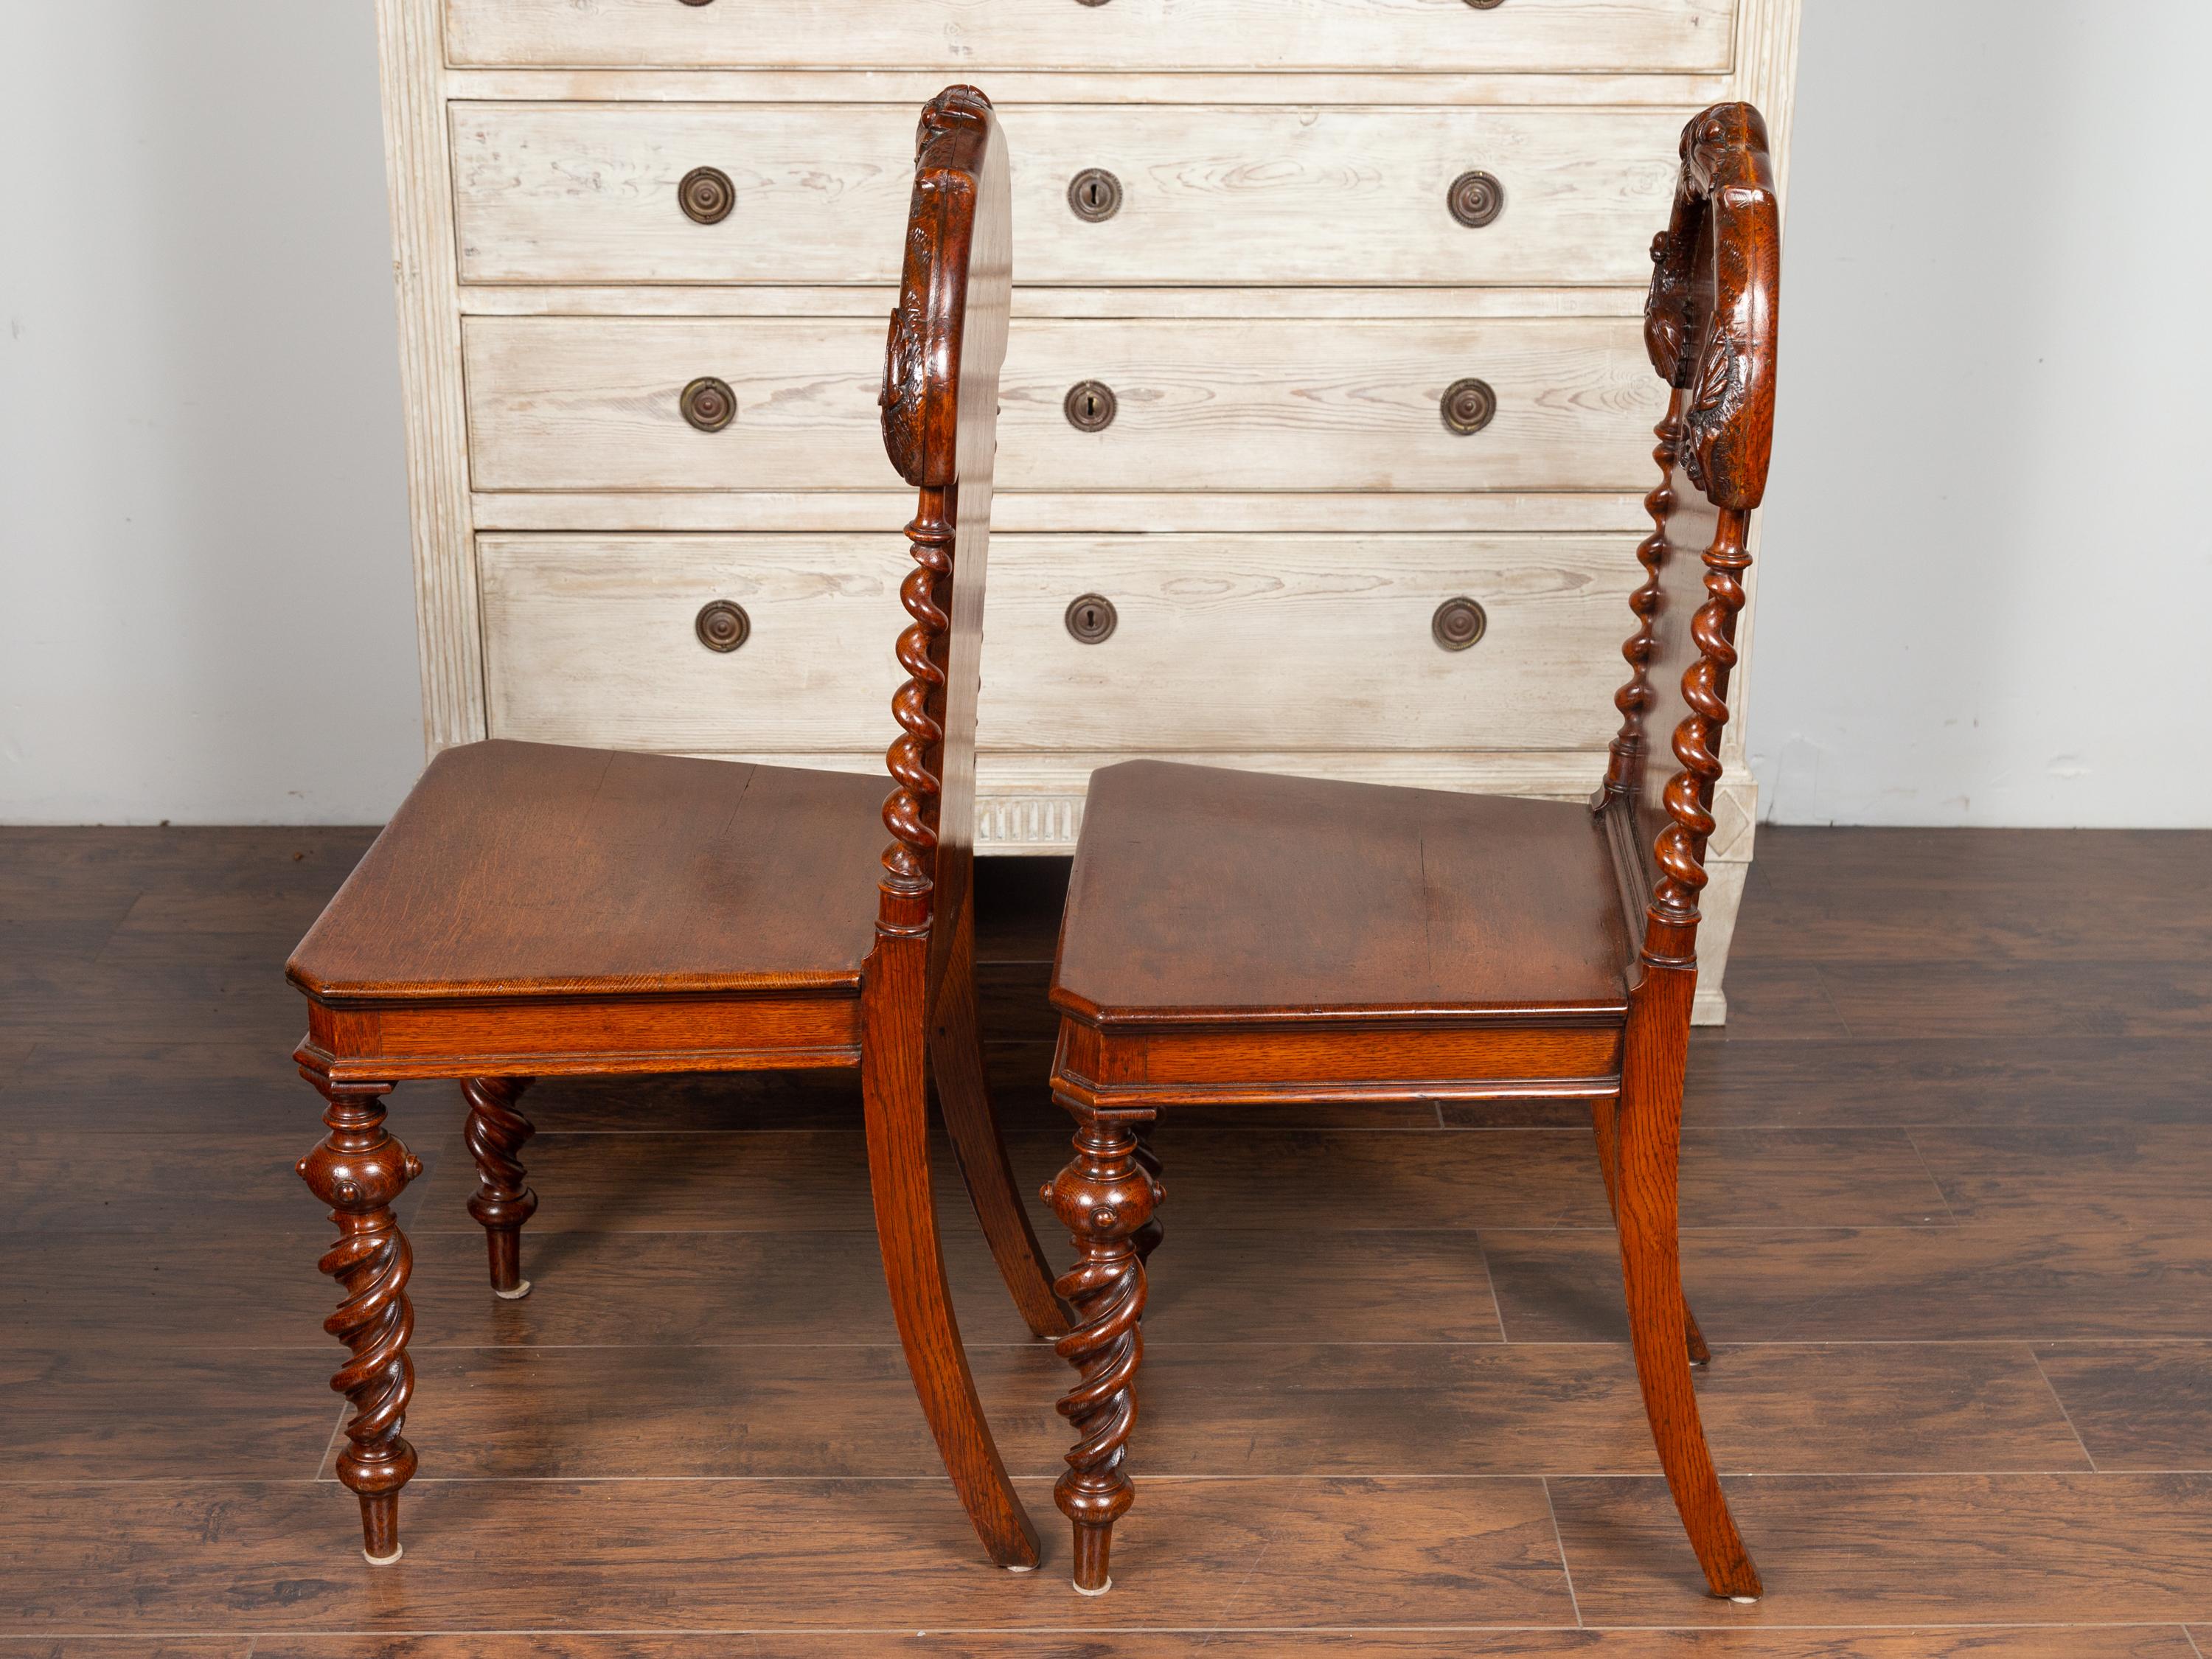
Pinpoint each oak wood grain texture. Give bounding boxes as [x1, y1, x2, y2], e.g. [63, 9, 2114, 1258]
[1735, 827, 2212, 964]
[453, 104, 1694, 288]
[335, 1341, 2090, 1483]
[245, 1633, 2207, 1659]
[0, 1478, 1576, 1632]
[459, 316, 1665, 494]
[391, 1124, 1947, 1237]
[0, 1347, 341, 1481]
[287, 742, 883, 1001]
[1550, 1474, 2212, 1625]
[1485, 1222, 2212, 1344]
[2036, 1343, 2212, 1472]
[477, 532, 1638, 756]
[442, 0, 1739, 74]
[1679, 1035, 2212, 1127]
[1052, 762, 1632, 1023]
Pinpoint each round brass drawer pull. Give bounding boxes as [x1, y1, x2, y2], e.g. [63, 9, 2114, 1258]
[1447, 170, 1504, 229]
[1432, 597, 1487, 652]
[1441, 377, 1496, 435]
[1065, 380, 1117, 433]
[681, 375, 737, 432]
[1065, 594, 1118, 644]
[1068, 168, 1123, 222]
[695, 600, 750, 653]
[677, 0, 715, 7]
[1463, 0, 1506, 8]
[678, 166, 735, 225]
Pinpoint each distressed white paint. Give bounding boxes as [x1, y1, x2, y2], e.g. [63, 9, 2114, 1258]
[443, 0, 1739, 74]
[462, 315, 1664, 493]
[480, 532, 1635, 753]
[453, 102, 1691, 288]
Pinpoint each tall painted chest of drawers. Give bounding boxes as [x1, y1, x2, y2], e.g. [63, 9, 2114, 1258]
[376, 0, 1801, 1021]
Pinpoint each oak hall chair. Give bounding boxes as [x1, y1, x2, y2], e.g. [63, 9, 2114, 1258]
[287, 86, 1065, 1570]
[1038, 102, 1781, 1600]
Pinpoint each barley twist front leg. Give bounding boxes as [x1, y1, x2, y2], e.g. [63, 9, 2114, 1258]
[297, 1074, 422, 1565]
[1041, 1105, 1157, 1594]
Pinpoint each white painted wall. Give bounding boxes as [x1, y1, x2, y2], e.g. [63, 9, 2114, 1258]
[2, 2, 2205, 827]
[0, 3, 422, 824]
[1748, 0, 2212, 826]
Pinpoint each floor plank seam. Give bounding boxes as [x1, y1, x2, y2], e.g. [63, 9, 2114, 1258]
[2028, 1346, 2104, 1473]
[1539, 1475, 1585, 1629]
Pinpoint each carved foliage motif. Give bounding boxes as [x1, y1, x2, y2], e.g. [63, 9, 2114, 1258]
[877, 86, 992, 490]
[1640, 102, 1780, 512]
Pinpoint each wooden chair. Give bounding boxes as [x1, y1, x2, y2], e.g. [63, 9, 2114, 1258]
[1039, 102, 1781, 1601]
[288, 86, 1065, 1570]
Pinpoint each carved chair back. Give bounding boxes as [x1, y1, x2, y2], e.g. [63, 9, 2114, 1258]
[874, 86, 1012, 994]
[1597, 101, 1780, 972]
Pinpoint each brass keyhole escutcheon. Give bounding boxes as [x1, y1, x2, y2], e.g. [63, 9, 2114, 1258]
[1065, 594, 1118, 644]
[1448, 170, 1504, 229]
[1064, 380, 1117, 432]
[1441, 377, 1496, 435]
[695, 599, 750, 653]
[678, 166, 735, 224]
[1432, 597, 1487, 652]
[1068, 168, 1123, 222]
[681, 376, 737, 432]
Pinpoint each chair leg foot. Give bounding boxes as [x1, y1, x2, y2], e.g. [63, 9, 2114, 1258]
[299, 1073, 422, 1565]
[1615, 1080, 1761, 1601]
[464, 1077, 537, 1298]
[360, 1495, 403, 1565]
[1043, 1102, 1155, 1593]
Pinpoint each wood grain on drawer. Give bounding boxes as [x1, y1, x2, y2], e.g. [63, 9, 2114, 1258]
[453, 103, 1688, 288]
[479, 533, 1632, 754]
[462, 316, 1663, 493]
[445, 0, 1736, 74]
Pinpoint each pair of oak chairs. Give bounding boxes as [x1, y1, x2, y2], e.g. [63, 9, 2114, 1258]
[288, 86, 1779, 1603]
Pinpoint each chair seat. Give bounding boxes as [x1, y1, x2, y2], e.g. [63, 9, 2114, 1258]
[288, 740, 888, 1003]
[1051, 761, 1633, 1025]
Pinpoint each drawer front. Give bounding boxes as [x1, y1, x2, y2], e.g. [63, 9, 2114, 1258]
[453, 103, 1687, 288]
[463, 316, 1664, 493]
[445, 0, 1736, 74]
[479, 533, 1632, 754]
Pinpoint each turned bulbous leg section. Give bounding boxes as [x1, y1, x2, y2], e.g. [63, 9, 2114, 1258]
[297, 1076, 422, 1565]
[1040, 1106, 1158, 1594]
[1129, 1123, 1165, 1266]
[462, 1077, 537, 1298]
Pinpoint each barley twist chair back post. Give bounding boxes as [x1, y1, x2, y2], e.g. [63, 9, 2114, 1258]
[1596, 101, 1781, 975]
[875, 86, 1012, 1001]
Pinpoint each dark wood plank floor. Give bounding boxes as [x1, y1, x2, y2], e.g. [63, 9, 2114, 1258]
[3, 823, 2211, 1655]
